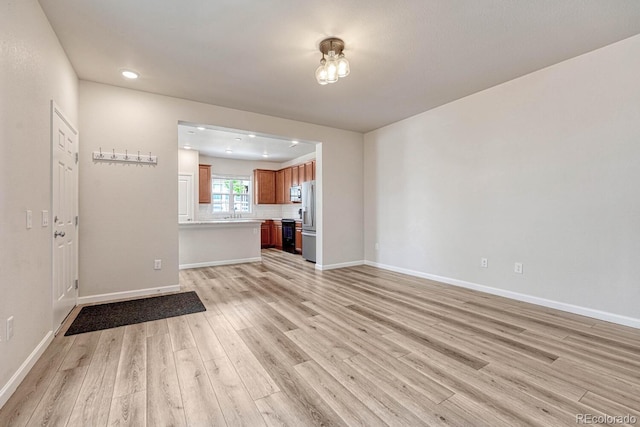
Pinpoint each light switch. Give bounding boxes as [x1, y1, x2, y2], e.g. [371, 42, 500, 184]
[42, 210, 49, 227]
[26, 210, 33, 229]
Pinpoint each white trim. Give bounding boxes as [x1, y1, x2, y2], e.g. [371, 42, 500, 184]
[77, 284, 181, 305]
[365, 260, 640, 329]
[179, 257, 262, 270]
[315, 260, 364, 271]
[0, 331, 54, 408]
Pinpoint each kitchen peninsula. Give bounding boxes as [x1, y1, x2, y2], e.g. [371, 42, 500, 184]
[178, 219, 262, 269]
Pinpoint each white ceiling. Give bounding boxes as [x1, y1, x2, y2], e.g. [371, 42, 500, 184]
[39, 1, 640, 133]
[178, 123, 316, 163]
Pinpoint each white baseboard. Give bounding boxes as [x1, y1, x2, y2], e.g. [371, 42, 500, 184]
[77, 284, 181, 305]
[0, 331, 54, 408]
[179, 257, 262, 270]
[365, 260, 640, 329]
[315, 260, 364, 271]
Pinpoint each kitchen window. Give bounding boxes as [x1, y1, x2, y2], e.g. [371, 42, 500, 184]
[211, 175, 251, 213]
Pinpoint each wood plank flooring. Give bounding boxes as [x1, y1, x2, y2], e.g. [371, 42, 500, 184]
[1, 249, 639, 426]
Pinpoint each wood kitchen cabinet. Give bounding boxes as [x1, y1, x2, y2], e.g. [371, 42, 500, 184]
[253, 169, 276, 204]
[261, 220, 272, 248]
[275, 169, 285, 204]
[295, 221, 302, 254]
[296, 165, 305, 184]
[283, 167, 292, 204]
[272, 220, 282, 249]
[199, 164, 211, 203]
[254, 161, 314, 206]
[304, 161, 315, 182]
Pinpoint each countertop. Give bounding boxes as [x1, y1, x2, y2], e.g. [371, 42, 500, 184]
[179, 218, 301, 225]
[179, 219, 262, 226]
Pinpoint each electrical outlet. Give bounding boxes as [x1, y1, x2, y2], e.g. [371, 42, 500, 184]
[514, 262, 523, 274]
[481, 258, 488, 268]
[42, 210, 49, 227]
[26, 210, 33, 229]
[154, 259, 162, 270]
[7, 316, 14, 341]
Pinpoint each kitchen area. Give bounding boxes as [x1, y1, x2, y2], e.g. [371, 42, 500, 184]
[178, 123, 318, 269]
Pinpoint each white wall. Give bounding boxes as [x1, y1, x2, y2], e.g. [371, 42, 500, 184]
[0, 0, 78, 405]
[80, 81, 363, 300]
[179, 223, 261, 268]
[364, 35, 640, 325]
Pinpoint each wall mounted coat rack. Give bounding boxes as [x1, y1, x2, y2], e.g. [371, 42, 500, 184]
[92, 148, 157, 165]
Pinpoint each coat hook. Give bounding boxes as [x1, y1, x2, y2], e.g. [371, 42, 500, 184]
[111, 148, 116, 159]
[125, 149, 129, 160]
[137, 150, 141, 161]
[99, 147, 103, 158]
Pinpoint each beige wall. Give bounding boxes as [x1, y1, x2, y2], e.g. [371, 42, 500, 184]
[79, 81, 364, 299]
[364, 35, 640, 325]
[0, 0, 78, 404]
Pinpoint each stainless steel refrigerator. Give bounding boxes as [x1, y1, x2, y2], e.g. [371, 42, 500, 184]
[301, 180, 316, 262]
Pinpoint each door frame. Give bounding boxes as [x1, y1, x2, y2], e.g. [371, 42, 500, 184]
[178, 173, 194, 222]
[51, 101, 79, 333]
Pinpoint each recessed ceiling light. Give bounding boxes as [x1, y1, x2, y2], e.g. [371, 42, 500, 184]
[235, 137, 242, 141]
[187, 130, 195, 134]
[225, 148, 233, 153]
[184, 145, 192, 150]
[197, 126, 205, 131]
[248, 134, 256, 138]
[262, 153, 269, 158]
[121, 70, 139, 79]
[292, 140, 299, 145]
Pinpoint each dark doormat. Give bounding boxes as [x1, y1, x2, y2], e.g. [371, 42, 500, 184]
[64, 291, 206, 336]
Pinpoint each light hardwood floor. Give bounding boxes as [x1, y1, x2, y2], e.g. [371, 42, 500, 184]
[1, 249, 639, 426]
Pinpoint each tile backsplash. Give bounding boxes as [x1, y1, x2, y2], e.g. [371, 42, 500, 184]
[198, 203, 302, 220]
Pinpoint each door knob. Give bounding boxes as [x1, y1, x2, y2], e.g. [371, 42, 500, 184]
[54, 231, 66, 238]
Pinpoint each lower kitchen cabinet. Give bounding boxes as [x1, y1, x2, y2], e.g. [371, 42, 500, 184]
[261, 220, 272, 248]
[273, 220, 282, 249]
[261, 219, 302, 254]
[295, 221, 302, 254]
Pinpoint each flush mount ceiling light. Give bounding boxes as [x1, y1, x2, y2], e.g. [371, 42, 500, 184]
[121, 70, 139, 79]
[315, 37, 350, 85]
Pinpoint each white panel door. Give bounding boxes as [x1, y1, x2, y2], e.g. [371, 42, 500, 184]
[52, 103, 78, 333]
[178, 173, 194, 222]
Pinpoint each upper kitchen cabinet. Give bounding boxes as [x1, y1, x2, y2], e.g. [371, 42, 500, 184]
[254, 169, 276, 204]
[275, 169, 285, 204]
[253, 160, 314, 205]
[199, 164, 211, 204]
[304, 161, 315, 182]
[283, 167, 292, 204]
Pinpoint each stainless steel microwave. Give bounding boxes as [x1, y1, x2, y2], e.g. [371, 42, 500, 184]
[290, 185, 301, 203]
